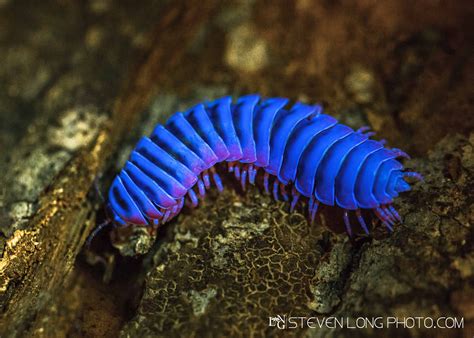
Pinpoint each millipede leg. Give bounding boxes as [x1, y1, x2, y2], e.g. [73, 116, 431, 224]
[356, 209, 369, 234]
[388, 205, 402, 222]
[240, 169, 248, 191]
[376, 207, 395, 226]
[381, 205, 397, 223]
[187, 189, 199, 207]
[234, 165, 241, 180]
[197, 178, 206, 197]
[374, 208, 394, 231]
[379, 139, 387, 145]
[357, 126, 371, 134]
[177, 197, 185, 213]
[169, 204, 179, 219]
[392, 148, 410, 159]
[308, 197, 315, 217]
[248, 164, 257, 184]
[228, 162, 234, 173]
[343, 210, 353, 237]
[272, 181, 279, 201]
[86, 220, 112, 247]
[263, 172, 270, 194]
[211, 170, 224, 192]
[382, 205, 399, 224]
[364, 131, 376, 138]
[310, 200, 319, 223]
[162, 209, 172, 223]
[404, 172, 424, 181]
[279, 183, 289, 201]
[202, 170, 211, 189]
[290, 187, 300, 212]
[382, 220, 393, 231]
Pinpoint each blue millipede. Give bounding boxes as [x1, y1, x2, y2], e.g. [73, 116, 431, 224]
[102, 95, 423, 237]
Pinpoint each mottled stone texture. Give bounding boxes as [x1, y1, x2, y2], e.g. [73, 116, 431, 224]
[0, 0, 472, 337]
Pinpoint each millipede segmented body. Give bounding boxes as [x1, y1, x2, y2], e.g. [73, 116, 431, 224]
[107, 95, 422, 235]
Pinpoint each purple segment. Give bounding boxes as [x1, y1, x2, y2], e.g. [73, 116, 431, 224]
[335, 140, 383, 209]
[135, 137, 197, 190]
[206, 96, 242, 161]
[267, 103, 321, 177]
[279, 114, 337, 184]
[354, 148, 395, 208]
[295, 124, 352, 197]
[253, 97, 289, 167]
[108, 176, 147, 225]
[129, 151, 187, 199]
[232, 94, 260, 163]
[119, 170, 163, 220]
[315, 132, 368, 206]
[373, 159, 403, 204]
[166, 112, 218, 169]
[184, 104, 230, 161]
[124, 162, 176, 208]
[150, 125, 206, 175]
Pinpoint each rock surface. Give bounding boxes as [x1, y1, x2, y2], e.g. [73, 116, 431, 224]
[0, 1, 472, 337]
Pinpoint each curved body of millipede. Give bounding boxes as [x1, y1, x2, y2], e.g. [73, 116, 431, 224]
[106, 95, 422, 236]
